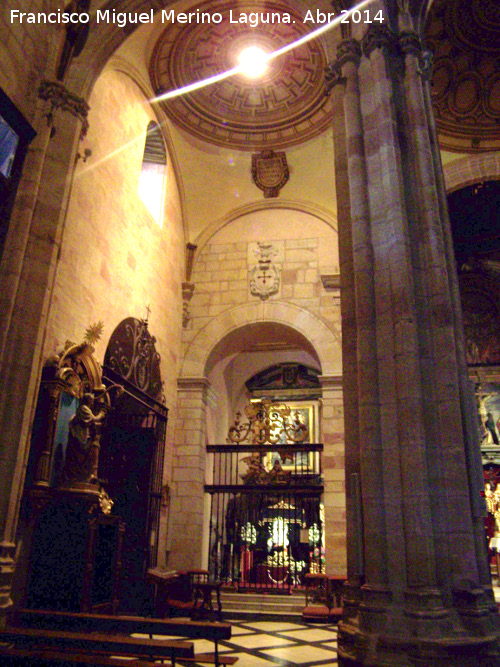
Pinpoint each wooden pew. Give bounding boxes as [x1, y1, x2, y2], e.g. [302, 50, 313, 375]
[0, 647, 158, 667]
[0, 625, 194, 666]
[9, 608, 237, 666]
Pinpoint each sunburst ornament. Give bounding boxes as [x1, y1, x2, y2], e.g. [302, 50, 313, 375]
[84, 321, 104, 346]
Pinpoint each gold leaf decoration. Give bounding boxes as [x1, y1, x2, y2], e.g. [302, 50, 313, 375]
[84, 321, 104, 346]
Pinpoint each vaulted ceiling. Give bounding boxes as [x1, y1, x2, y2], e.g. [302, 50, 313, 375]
[95, 0, 498, 241]
[425, 0, 500, 152]
[149, 0, 332, 150]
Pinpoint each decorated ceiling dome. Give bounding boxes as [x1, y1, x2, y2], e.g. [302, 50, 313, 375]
[149, 0, 332, 150]
[425, 0, 500, 152]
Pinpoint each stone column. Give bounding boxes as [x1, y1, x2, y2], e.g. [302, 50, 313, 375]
[0, 81, 88, 618]
[319, 374, 347, 575]
[169, 377, 210, 571]
[328, 9, 500, 666]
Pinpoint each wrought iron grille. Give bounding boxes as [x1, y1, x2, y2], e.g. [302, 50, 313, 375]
[205, 442, 324, 592]
[102, 366, 167, 570]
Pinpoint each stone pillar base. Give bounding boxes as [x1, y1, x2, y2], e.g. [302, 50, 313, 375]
[339, 586, 500, 667]
[339, 625, 500, 667]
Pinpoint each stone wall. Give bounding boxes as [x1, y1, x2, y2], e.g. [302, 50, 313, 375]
[0, 1, 63, 119]
[184, 210, 340, 351]
[46, 68, 184, 412]
[172, 208, 347, 574]
[44, 67, 184, 567]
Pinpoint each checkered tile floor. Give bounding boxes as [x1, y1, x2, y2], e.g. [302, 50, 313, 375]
[139, 619, 338, 667]
[218, 618, 338, 666]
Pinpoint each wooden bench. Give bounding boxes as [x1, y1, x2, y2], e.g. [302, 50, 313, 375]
[0, 646, 161, 667]
[0, 625, 194, 666]
[8, 608, 237, 666]
[301, 573, 346, 623]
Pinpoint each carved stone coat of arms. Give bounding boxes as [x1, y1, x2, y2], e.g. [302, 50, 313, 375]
[251, 149, 289, 198]
[249, 242, 281, 301]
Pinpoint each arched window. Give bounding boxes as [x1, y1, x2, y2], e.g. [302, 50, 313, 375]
[138, 121, 167, 227]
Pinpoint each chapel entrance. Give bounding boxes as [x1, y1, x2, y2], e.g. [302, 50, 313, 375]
[206, 398, 324, 593]
[100, 317, 168, 615]
[200, 321, 327, 593]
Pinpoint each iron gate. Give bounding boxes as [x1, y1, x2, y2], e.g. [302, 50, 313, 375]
[205, 442, 324, 592]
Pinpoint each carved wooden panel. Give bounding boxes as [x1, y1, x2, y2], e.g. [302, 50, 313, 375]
[104, 318, 163, 402]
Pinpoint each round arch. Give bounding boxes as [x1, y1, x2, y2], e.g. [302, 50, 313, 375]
[193, 200, 338, 262]
[444, 153, 500, 194]
[180, 301, 342, 378]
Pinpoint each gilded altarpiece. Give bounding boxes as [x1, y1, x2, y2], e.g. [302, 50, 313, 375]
[15, 330, 125, 613]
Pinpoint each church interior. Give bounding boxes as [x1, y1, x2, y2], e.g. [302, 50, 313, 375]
[1, 0, 500, 665]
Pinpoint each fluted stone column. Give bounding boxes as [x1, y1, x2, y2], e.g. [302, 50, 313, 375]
[327, 7, 500, 666]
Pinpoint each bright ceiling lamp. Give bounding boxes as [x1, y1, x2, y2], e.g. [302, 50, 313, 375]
[237, 46, 269, 79]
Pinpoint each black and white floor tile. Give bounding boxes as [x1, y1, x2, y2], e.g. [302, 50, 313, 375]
[142, 619, 338, 667]
[208, 618, 338, 666]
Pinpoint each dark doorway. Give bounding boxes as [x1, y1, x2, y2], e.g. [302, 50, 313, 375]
[448, 180, 500, 268]
[101, 317, 168, 615]
[99, 416, 156, 614]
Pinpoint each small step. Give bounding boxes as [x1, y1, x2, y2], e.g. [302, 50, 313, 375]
[220, 590, 306, 621]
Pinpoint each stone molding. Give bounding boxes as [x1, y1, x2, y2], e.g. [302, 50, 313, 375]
[318, 374, 343, 390]
[193, 200, 338, 258]
[444, 152, 500, 194]
[361, 24, 397, 59]
[177, 377, 211, 405]
[38, 80, 90, 137]
[336, 39, 362, 68]
[180, 301, 342, 378]
[0, 541, 16, 611]
[177, 376, 210, 391]
[326, 29, 427, 95]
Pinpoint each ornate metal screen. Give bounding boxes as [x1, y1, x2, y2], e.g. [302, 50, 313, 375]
[206, 400, 324, 592]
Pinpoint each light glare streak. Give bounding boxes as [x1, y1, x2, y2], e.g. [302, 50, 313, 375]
[152, 0, 374, 103]
[79, 0, 374, 175]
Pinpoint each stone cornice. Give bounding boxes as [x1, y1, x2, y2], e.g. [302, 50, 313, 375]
[177, 377, 211, 391]
[318, 374, 343, 389]
[362, 24, 397, 58]
[38, 80, 90, 138]
[337, 39, 363, 68]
